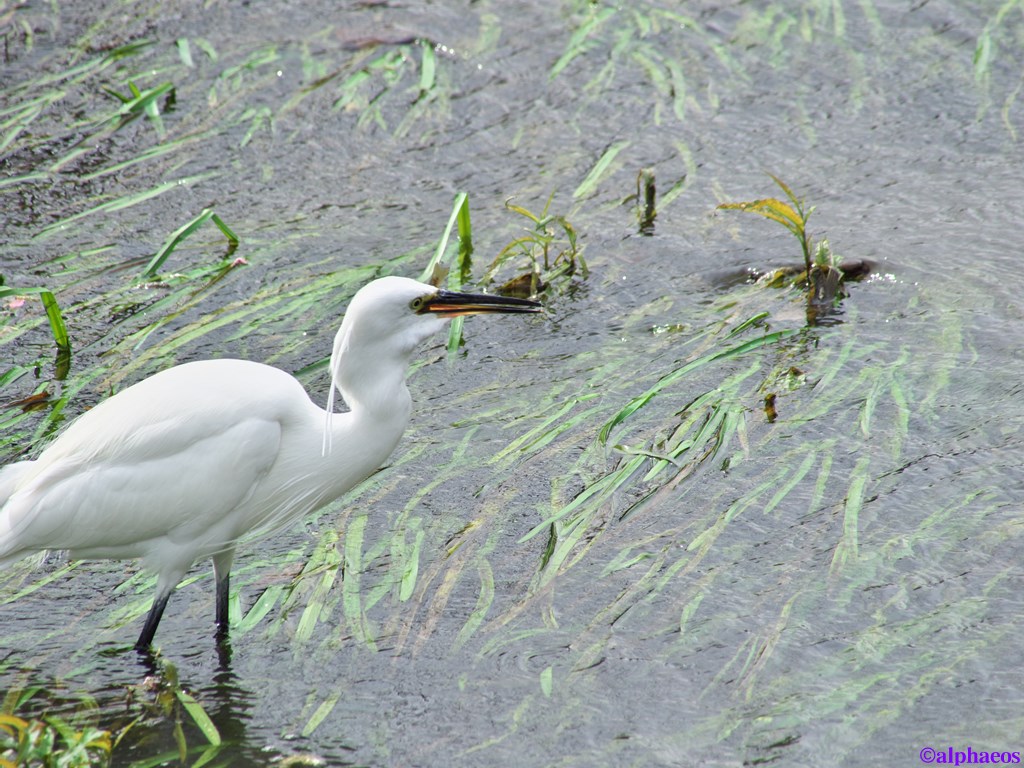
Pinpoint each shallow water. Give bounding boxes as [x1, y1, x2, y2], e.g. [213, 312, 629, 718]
[2, 1, 1024, 766]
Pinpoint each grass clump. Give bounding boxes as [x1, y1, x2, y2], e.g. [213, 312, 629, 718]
[483, 193, 586, 297]
[1, 687, 112, 768]
[0, 659, 223, 768]
[0, 713, 112, 768]
[142, 208, 240, 278]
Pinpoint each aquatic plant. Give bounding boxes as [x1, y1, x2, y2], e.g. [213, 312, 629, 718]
[142, 208, 239, 278]
[0, 285, 70, 354]
[717, 175, 864, 321]
[483, 193, 586, 296]
[0, 713, 112, 768]
[717, 174, 817, 275]
[121, 658, 222, 763]
[550, 3, 741, 123]
[102, 78, 175, 138]
[1, 686, 112, 768]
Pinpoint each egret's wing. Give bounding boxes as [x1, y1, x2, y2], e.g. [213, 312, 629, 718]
[0, 363, 292, 560]
[0, 460, 33, 508]
[2, 416, 282, 559]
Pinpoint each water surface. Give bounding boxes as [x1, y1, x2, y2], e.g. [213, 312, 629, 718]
[2, 1, 1023, 765]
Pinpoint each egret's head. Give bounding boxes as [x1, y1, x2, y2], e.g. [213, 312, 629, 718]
[330, 276, 541, 386]
[322, 276, 540, 452]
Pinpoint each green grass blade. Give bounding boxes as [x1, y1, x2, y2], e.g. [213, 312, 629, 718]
[398, 521, 424, 602]
[455, 193, 473, 278]
[550, 5, 618, 79]
[420, 192, 469, 282]
[599, 328, 798, 444]
[764, 450, 817, 516]
[0, 286, 70, 351]
[209, 213, 239, 246]
[301, 692, 340, 738]
[453, 560, 496, 649]
[418, 40, 436, 95]
[143, 208, 238, 277]
[39, 290, 70, 351]
[235, 584, 285, 633]
[35, 172, 219, 239]
[573, 140, 630, 199]
[342, 513, 376, 648]
[830, 455, 872, 573]
[174, 690, 222, 746]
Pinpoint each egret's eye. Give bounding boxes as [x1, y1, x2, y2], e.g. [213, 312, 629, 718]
[410, 295, 428, 312]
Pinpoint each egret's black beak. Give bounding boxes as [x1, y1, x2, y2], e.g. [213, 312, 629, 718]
[420, 289, 543, 317]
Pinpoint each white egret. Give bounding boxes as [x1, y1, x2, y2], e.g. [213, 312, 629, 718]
[0, 276, 541, 649]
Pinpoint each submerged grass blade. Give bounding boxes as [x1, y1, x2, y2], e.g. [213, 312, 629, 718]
[573, 140, 631, 199]
[550, 5, 618, 79]
[174, 690, 221, 747]
[599, 327, 797, 444]
[453, 560, 496, 649]
[830, 454, 872, 573]
[35, 173, 219, 240]
[301, 692, 340, 738]
[397, 520, 425, 603]
[342, 513, 376, 649]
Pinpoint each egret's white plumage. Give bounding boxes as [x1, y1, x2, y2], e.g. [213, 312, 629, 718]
[0, 276, 540, 649]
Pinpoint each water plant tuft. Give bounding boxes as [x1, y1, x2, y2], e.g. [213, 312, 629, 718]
[483, 193, 586, 296]
[717, 174, 871, 322]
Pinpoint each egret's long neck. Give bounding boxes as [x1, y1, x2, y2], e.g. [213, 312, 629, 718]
[322, 329, 414, 463]
[337, 345, 413, 421]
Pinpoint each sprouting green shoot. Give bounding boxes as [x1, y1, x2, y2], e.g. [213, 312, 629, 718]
[143, 208, 239, 278]
[717, 175, 858, 321]
[103, 79, 175, 136]
[0, 286, 71, 352]
[718, 173, 815, 273]
[484, 193, 586, 295]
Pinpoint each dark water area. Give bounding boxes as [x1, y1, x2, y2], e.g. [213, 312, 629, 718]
[2, 1, 1024, 766]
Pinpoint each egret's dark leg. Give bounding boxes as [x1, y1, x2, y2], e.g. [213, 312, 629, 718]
[215, 571, 230, 638]
[135, 590, 171, 651]
[212, 550, 235, 642]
